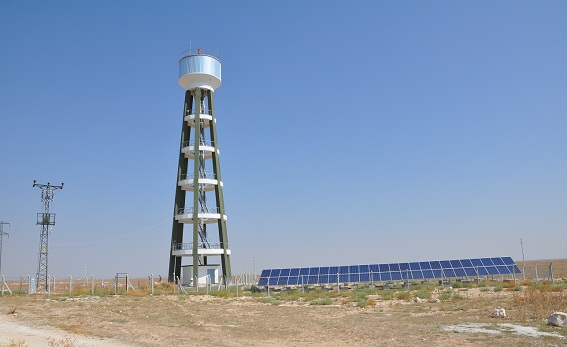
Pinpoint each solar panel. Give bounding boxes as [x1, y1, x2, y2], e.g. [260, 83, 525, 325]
[257, 256, 522, 287]
[450, 260, 462, 268]
[471, 258, 483, 267]
[492, 257, 505, 265]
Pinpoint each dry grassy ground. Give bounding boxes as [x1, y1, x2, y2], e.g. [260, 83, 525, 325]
[0, 259, 565, 347]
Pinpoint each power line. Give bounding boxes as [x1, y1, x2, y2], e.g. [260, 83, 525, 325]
[51, 218, 169, 246]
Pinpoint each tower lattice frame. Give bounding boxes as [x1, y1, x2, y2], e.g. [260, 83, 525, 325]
[33, 181, 63, 291]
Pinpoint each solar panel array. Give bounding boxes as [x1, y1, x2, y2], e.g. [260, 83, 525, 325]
[257, 256, 521, 286]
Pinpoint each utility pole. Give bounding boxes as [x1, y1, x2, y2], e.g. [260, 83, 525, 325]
[33, 181, 64, 291]
[0, 221, 10, 277]
[520, 238, 526, 281]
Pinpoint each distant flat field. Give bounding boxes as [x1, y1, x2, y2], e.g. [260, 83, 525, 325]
[517, 258, 567, 279]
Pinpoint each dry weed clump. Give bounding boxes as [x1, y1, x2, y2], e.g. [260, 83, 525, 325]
[0, 337, 76, 347]
[125, 288, 149, 297]
[512, 285, 567, 322]
[2, 339, 29, 347]
[47, 337, 77, 347]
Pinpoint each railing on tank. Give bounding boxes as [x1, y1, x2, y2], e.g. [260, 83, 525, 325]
[179, 48, 220, 60]
[182, 140, 214, 147]
[179, 172, 217, 180]
[177, 207, 220, 214]
[186, 108, 213, 116]
[173, 242, 224, 250]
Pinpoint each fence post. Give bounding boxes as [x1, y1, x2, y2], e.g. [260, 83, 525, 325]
[47, 275, 51, 296]
[236, 277, 239, 298]
[337, 273, 339, 294]
[20, 276, 23, 292]
[53, 276, 56, 293]
[91, 275, 94, 295]
[150, 273, 154, 295]
[69, 275, 73, 296]
[535, 264, 539, 282]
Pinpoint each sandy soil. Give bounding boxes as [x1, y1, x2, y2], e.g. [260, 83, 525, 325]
[0, 311, 132, 347]
[0, 287, 565, 347]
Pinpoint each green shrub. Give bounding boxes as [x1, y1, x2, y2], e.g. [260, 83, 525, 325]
[415, 289, 431, 299]
[310, 298, 333, 305]
[440, 290, 453, 301]
[395, 291, 411, 301]
[452, 293, 464, 300]
[452, 282, 463, 288]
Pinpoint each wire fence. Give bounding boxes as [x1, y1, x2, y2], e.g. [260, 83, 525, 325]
[0, 272, 258, 297]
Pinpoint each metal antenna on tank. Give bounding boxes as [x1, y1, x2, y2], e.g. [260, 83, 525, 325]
[33, 180, 64, 291]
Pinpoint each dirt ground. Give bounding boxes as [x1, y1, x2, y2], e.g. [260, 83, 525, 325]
[0, 259, 565, 346]
[0, 285, 565, 347]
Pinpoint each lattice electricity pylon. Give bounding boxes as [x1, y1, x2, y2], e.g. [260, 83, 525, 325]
[0, 221, 10, 277]
[33, 180, 64, 291]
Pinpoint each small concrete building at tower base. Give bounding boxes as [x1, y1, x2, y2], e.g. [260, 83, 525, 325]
[182, 265, 219, 286]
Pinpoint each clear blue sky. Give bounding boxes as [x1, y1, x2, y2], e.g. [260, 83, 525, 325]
[0, 1, 565, 280]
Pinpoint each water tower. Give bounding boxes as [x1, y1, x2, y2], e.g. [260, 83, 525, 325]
[168, 48, 231, 286]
